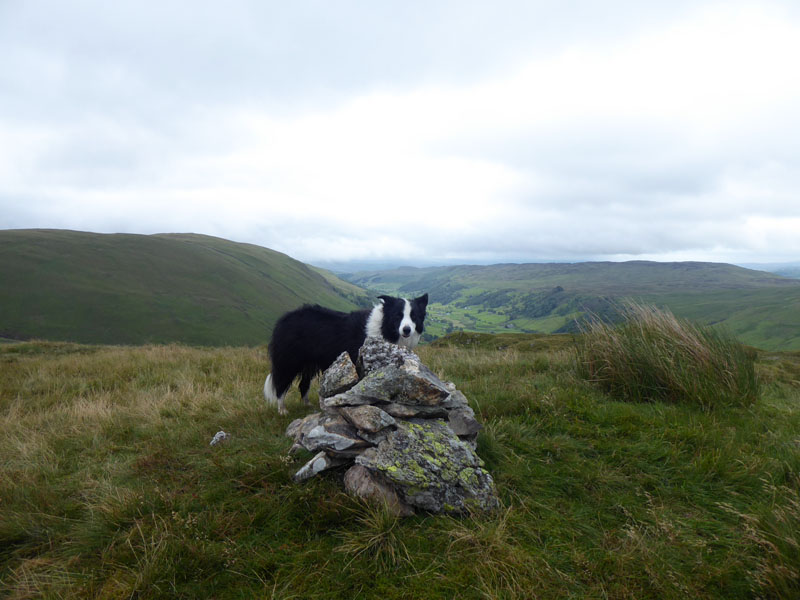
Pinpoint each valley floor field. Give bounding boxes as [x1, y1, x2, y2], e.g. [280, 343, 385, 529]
[2, 336, 800, 598]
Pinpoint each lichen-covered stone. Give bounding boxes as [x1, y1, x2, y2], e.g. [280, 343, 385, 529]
[357, 337, 413, 375]
[319, 352, 359, 399]
[339, 405, 396, 433]
[355, 420, 498, 514]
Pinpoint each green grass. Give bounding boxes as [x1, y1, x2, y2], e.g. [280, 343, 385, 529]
[2, 337, 800, 598]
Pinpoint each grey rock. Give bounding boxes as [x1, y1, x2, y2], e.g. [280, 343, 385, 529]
[286, 412, 324, 441]
[343, 464, 415, 517]
[293, 451, 350, 482]
[287, 412, 371, 454]
[322, 339, 450, 407]
[442, 389, 469, 409]
[448, 406, 482, 437]
[320, 390, 378, 409]
[355, 420, 499, 514]
[319, 352, 359, 399]
[339, 363, 450, 407]
[304, 425, 371, 455]
[284, 337, 497, 516]
[209, 431, 231, 446]
[339, 405, 396, 433]
[382, 402, 448, 419]
[359, 339, 449, 397]
[357, 337, 413, 374]
[355, 428, 394, 446]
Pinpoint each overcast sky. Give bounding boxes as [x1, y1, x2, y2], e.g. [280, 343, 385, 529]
[2, 1, 799, 266]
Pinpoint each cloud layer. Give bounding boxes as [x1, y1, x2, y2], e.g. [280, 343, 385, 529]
[2, 1, 799, 264]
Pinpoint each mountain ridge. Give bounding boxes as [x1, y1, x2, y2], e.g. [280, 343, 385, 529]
[0, 229, 369, 345]
[3, 229, 799, 350]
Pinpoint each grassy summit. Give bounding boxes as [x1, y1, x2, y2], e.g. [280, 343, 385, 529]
[2, 323, 799, 597]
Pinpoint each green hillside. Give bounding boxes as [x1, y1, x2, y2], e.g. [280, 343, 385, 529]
[346, 262, 800, 350]
[0, 229, 370, 346]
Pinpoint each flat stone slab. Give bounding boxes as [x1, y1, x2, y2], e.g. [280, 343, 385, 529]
[319, 391, 377, 409]
[382, 402, 448, 419]
[294, 451, 350, 482]
[339, 405, 396, 433]
[327, 363, 450, 407]
[287, 412, 371, 454]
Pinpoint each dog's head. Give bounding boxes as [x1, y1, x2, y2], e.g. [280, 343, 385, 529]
[377, 293, 428, 348]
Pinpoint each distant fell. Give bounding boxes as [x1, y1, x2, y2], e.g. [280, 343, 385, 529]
[345, 261, 800, 351]
[348, 261, 796, 299]
[0, 229, 370, 345]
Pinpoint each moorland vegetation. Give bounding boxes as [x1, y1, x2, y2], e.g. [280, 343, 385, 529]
[2, 305, 799, 598]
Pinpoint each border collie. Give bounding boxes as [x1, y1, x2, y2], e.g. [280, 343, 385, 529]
[264, 294, 428, 414]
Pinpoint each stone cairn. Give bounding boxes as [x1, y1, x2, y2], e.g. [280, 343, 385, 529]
[285, 337, 499, 516]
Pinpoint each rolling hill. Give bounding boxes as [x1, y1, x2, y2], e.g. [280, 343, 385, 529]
[345, 262, 800, 350]
[4, 230, 799, 350]
[0, 229, 370, 346]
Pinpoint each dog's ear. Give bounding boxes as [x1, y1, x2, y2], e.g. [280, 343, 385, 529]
[377, 295, 392, 305]
[415, 293, 429, 309]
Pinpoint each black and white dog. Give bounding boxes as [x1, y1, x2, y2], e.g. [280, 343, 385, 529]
[264, 294, 428, 414]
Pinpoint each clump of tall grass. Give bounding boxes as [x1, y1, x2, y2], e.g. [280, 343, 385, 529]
[577, 301, 759, 408]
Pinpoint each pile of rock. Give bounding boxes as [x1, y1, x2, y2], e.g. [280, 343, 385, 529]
[285, 337, 499, 516]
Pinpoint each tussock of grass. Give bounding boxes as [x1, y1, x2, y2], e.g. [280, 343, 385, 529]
[335, 503, 412, 573]
[577, 302, 760, 408]
[2, 337, 800, 598]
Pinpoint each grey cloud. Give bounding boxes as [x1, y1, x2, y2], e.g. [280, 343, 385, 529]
[0, 0, 703, 114]
[2, 1, 799, 265]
